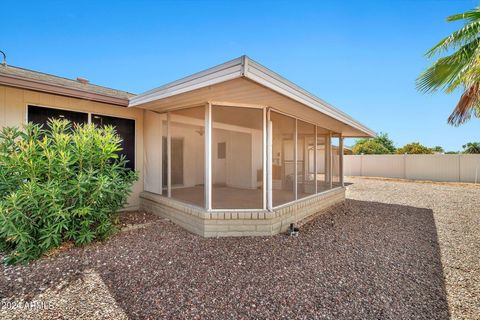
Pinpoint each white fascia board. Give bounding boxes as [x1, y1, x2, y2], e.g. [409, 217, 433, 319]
[129, 56, 245, 107]
[129, 55, 375, 137]
[243, 57, 376, 137]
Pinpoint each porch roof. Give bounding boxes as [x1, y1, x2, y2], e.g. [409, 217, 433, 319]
[129, 56, 375, 137]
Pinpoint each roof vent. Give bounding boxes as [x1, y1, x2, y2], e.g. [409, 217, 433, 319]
[0, 50, 6, 66]
[76, 77, 89, 84]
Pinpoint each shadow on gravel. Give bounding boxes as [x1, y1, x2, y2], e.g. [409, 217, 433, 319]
[1, 199, 450, 319]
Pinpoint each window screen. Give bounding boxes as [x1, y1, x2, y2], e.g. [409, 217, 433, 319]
[27, 105, 88, 128]
[92, 114, 136, 170]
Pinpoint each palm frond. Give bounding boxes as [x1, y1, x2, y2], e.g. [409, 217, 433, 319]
[447, 83, 480, 125]
[426, 21, 480, 58]
[447, 8, 480, 22]
[417, 39, 480, 93]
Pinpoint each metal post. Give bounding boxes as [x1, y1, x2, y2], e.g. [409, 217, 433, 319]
[263, 107, 267, 210]
[294, 119, 298, 200]
[205, 103, 212, 210]
[327, 133, 332, 189]
[167, 112, 172, 197]
[314, 126, 317, 194]
[267, 109, 273, 211]
[339, 135, 344, 187]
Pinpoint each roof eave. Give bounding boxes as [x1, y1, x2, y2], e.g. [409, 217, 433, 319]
[128, 56, 245, 107]
[0, 73, 129, 107]
[243, 57, 376, 137]
[129, 56, 376, 137]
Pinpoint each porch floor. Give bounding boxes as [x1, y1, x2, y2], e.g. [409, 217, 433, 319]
[169, 183, 342, 209]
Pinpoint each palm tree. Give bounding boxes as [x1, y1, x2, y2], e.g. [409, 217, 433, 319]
[417, 7, 480, 126]
[462, 142, 480, 153]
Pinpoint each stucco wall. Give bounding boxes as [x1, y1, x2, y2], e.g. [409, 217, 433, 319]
[0, 85, 144, 209]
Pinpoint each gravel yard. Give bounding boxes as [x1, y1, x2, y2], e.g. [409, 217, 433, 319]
[1, 177, 478, 319]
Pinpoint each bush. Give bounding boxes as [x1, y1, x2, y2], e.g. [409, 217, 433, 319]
[352, 133, 396, 155]
[396, 142, 434, 154]
[352, 140, 390, 155]
[0, 120, 138, 264]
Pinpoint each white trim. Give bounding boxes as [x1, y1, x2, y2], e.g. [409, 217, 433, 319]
[262, 107, 267, 210]
[267, 111, 273, 211]
[327, 133, 333, 189]
[244, 58, 375, 137]
[25, 103, 138, 170]
[314, 126, 318, 194]
[210, 209, 266, 212]
[129, 56, 375, 137]
[294, 119, 298, 200]
[205, 103, 212, 211]
[339, 135, 344, 187]
[129, 57, 244, 106]
[167, 112, 172, 198]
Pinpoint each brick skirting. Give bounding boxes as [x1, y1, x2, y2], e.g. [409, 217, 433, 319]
[140, 187, 345, 237]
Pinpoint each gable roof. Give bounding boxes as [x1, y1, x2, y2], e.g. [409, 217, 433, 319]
[129, 56, 375, 137]
[0, 64, 133, 106]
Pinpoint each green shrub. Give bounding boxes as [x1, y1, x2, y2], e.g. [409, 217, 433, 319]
[0, 119, 138, 264]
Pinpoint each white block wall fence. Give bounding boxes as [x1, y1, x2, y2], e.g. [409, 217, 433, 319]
[344, 154, 480, 183]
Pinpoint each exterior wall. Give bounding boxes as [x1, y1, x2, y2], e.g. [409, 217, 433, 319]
[140, 187, 345, 237]
[344, 154, 480, 183]
[0, 85, 144, 209]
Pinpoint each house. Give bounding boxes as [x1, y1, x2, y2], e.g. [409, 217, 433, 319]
[0, 56, 374, 236]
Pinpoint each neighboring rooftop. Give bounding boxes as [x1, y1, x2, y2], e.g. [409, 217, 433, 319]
[0, 64, 134, 106]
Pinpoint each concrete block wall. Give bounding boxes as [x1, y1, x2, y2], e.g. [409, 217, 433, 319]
[140, 188, 345, 237]
[344, 154, 480, 183]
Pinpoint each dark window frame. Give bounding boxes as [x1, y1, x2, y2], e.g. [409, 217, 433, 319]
[26, 104, 137, 170]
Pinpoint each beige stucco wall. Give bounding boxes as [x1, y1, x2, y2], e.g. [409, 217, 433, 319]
[0, 85, 144, 209]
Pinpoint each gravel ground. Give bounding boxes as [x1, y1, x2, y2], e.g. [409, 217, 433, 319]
[346, 177, 480, 319]
[1, 177, 478, 319]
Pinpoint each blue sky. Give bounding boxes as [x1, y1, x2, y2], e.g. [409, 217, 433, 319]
[2, 0, 479, 151]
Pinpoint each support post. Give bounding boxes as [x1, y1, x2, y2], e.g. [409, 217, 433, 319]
[205, 103, 212, 210]
[262, 107, 267, 210]
[314, 126, 317, 194]
[167, 112, 172, 197]
[294, 119, 298, 200]
[267, 109, 273, 211]
[326, 133, 332, 189]
[339, 135, 344, 187]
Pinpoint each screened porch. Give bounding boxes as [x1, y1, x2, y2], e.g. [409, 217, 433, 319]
[143, 102, 344, 211]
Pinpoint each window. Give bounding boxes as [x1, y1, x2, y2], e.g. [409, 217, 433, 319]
[27, 105, 88, 127]
[92, 114, 136, 170]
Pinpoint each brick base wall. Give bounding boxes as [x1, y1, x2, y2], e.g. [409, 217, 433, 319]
[140, 188, 345, 237]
